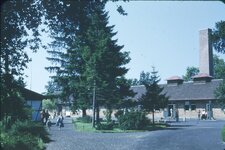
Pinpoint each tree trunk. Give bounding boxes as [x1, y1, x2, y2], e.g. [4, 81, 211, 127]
[96, 106, 100, 124]
[82, 108, 87, 117]
[152, 110, 155, 127]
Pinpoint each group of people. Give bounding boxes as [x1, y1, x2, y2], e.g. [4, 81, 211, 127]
[41, 110, 64, 130]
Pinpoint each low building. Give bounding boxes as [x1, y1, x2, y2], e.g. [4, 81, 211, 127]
[20, 88, 44, 121]
[131, 76, 224, 120]
[131, 29, 225, 120]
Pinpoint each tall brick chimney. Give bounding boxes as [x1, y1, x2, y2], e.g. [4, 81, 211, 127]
[199, 29, 213, 76]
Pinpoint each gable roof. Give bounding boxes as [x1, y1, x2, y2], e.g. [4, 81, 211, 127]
[131, 79, 223, 101]
[20, 88, 45, 101]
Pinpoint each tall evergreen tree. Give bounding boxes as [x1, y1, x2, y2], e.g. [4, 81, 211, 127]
[139, 67, 169, 126]
[81, 3, 131, 123]
[139, 71, 151, 85]
[45, 2, 131, 120]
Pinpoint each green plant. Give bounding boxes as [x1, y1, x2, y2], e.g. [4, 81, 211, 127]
[42, 99, 57, 111]
[96, 122, 114, 130]
[10, 120, 50, 142]
[0, 130, 45, 150]
[117, 110, 149, 130]
[222, 126, 225, 142]
[0, 120, 49, 150]
[103, 109, 113, 123]
[76, 116, 92, 123]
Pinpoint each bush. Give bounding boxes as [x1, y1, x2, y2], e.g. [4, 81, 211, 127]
[116, 110, 149, 130]
[222, 126, 225, 142]
[76, 116, 92, 123]
[1, 132, 45, 150]
[0, 120, 49, 150]
[96, 122, 114, 130]
[10, 120, 50, 142]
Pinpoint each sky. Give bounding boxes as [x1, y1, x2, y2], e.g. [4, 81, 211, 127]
[24, 1, 225, 94]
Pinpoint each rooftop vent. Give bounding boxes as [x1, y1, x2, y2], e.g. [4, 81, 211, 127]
[192, 73, 213, 83]
[166, 76, 184, 85]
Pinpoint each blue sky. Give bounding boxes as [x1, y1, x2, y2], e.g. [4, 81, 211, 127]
[24, 1, 225, 94]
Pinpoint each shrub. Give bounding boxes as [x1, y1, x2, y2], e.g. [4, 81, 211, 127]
[10, 120, 50, 142]
[76, 115, 92, 123]
[96, 122, 114, 130]
[103, 109, 113, 123]
[222, 126, 225, 142]
[1, 129, 45, 150]
[114, 109, 124, 119]
[116, 110, 149, 130]
[0, 120, 49, 150]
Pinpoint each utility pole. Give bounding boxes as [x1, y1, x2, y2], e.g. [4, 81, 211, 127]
[92, 80, 96, 128]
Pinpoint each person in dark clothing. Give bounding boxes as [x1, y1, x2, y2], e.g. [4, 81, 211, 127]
[56, 114, 64, 130]
[44, 110, 50, 125]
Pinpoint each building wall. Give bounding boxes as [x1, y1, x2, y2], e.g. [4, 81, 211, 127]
[27, 100, 42, 121]
[170, 100, 225, 120]
[72, 101, 225, 121]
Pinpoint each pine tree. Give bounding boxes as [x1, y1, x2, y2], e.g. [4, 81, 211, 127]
[45, 2, 131, 121]
[139, 67, 169, 126]
[83, 3, 131, 123]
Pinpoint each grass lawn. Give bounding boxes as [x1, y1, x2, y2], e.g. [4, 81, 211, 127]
[222, 126, 225, 142]
[73, 120, 168, 133]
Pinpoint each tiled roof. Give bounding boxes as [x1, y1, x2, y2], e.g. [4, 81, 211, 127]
[131, 79, 223, 101]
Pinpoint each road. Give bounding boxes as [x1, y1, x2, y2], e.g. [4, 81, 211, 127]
[46, 117, 225, 150]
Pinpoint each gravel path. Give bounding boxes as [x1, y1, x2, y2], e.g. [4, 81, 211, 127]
[46, 117, 225, 150]
[45, 117, 147, 150]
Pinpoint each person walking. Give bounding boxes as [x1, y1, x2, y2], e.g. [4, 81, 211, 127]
[46, 118, 52, 131]
[41, 110, 46, 125]
[198, 110, 201, 120]
[44, 110, 50, 125]
[56, 114, 64, 130]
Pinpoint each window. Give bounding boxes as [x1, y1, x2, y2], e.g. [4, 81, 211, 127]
[184, 105, 189, 111]
[191, 104, 196, 111]
[184, 101, 190, 111]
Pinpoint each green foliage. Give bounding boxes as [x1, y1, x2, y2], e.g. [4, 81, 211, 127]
[215, 79, 225, 109]
[115, 110, 149, 130]
[0, 131, 45, 150]
[213, 55, 225, 79]
[10, 120, 50, 143]
[103, 109, 113, 123]
[42, 99, 57, 111]
[96, 122, 114, 130]
[0, 75, 30, 123]
[222, 126, 225, 142]
[182, 67, 199, 81]
[139, 67, 169, 125]
[1, 1, 44, 77]
[45, 2, 131, 116]
[212, 20, 225, 54]
[0, 120, 49, 150]
[139, 68, 169, 112]
[214, 55, 225, 108]
[76, 116, 92, 123]
[139, 71, 151, 85]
